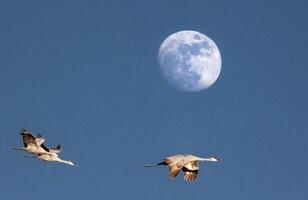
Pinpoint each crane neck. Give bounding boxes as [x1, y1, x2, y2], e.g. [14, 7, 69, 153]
[199, 157, 219, 162]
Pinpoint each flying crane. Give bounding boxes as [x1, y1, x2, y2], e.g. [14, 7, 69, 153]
[13, 128, 76, 166]
[145, 154, 220, 182]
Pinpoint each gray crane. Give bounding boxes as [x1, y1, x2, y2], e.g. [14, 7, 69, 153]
[12, 128, 58, 155]
[145, 154, 220, 182]
[13, 128, 76, 166]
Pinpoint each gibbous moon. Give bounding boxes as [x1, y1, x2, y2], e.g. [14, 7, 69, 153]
[158, 30, 222, 92]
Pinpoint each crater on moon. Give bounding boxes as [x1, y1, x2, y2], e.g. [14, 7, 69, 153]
[158, 30, 222, 92]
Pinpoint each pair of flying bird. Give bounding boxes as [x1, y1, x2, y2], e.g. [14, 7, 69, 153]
[14, 128, 220, 182]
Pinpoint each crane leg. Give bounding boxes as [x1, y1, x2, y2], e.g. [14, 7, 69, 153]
[12, 146, 25, 151]
[24, 155, 37, 159]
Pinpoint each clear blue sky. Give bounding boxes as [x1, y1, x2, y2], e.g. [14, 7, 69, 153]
[1, 0, 308, 199]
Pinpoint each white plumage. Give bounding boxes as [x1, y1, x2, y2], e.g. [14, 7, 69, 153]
[145, 154, 220, 182]
[13, 128, 76, 166]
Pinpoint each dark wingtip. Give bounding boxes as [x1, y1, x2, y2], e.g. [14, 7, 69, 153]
[20, 128, 29, 135]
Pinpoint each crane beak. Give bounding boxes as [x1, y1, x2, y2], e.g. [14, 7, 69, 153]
[213, 156, 221, 161]
[70, 161, 78, 167]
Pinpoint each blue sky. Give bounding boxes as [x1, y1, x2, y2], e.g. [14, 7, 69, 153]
[1, 0, 308, 199]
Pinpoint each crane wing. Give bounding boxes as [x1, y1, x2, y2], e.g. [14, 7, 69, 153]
[20, 129, 36, 147]
[164, 158, 182, 179]
[50, 144, 62, 153]
[168, 164, 181, 178]
[182, 161, 199, 182]
[40, 143, 50, 152]
[34, 134, 45, 146]
[182, 167, 198, 182]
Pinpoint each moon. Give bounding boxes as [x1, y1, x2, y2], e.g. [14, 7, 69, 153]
[158, 30, 222, 92]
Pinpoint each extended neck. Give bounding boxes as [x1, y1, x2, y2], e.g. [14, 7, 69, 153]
[58, 158, 75, 166]
[199, 157, 220, 162]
